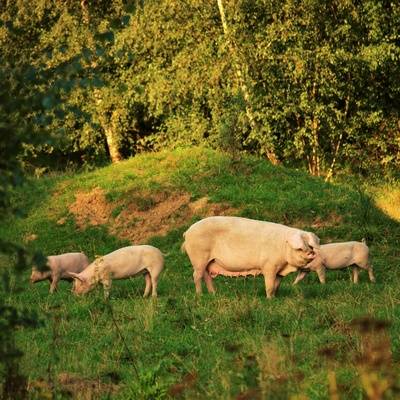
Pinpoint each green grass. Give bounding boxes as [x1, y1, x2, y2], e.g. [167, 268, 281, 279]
[1, 147, 399, 399]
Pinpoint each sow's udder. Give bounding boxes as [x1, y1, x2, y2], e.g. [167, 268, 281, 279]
[208, 263, 262, 278]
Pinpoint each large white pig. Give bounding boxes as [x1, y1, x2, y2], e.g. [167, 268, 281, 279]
[181, 216, 320, 298]
[293, 240, 375, 284]
[68, 245, 164, 298]
[30, 252, 90, 293]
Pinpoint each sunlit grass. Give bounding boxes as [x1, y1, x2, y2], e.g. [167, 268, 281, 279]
[372, 184, 400, 221]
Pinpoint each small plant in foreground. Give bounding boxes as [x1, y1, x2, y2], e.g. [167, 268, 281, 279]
[126, 363, 168, 400]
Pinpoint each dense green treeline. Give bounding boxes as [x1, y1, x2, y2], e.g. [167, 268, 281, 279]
[1, 0, 400, 176]
[1, 2, 400, 397]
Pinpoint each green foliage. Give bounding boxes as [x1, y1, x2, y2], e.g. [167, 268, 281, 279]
[239, 0, 400, 175]
[2, 0, 400, 174]
[125, 363, 168, 400]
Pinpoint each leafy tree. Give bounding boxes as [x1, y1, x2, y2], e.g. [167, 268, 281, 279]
[1, 0, 399, 175]
[234, 0, 400, 176]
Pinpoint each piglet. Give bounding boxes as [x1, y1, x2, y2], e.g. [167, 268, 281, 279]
[68, 245, 164, 298]
[293, 240, 375, 284]
[30, 252, 90, 293]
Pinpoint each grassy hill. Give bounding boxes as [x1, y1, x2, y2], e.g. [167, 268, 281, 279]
[1, 147, 399, 399]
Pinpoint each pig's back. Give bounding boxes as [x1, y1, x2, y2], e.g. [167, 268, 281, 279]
[103, 245, 163, 277]
[321, 242, 367, 269]
[51, 252, 89, 275]
[186, 216, 287, 243]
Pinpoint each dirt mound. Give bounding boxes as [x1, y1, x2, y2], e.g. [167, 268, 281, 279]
[68, 187, 238, 244]
[112, 191, 191, 243]
[69, 187, 113, 228]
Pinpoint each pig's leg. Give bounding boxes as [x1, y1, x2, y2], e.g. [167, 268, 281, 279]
[103, 281, 112, 299]
[190, 258, 211, 295]
[273, 275, 282, 294]
[150, 273, 158, 297]
[352, 266, 359, 284]
[367, 264, 376, 283]
[186, 251, 210, 294]
[193, 269, 204, 294]
[263, 271, 278, 299]
[316, 267, 326, 284]
[49, 273, 60, 293]
[293, 271, 308, 285]
[101, 271, 112, 299]
[357, 259, 376, 283]
[202, 270, 215, 294]
[143, 273, 152, 298]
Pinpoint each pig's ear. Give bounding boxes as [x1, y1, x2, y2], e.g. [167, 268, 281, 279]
[305, 232, 320, 249]
[67, 272, 84, 282]
[287, 232, 307, 251]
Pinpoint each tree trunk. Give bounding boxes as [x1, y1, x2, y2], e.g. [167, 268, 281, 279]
[103, 110, 122, 163]
[308, 81, 320, 176]
[81, 0, 90, 24]
[310, 115, 320, 176]
[217, 0, 279, 165]
[94, 90, 123, 163]
[325, 95, 350, 182]
[104, 123, 122, 163]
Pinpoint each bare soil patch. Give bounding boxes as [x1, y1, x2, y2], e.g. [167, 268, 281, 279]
[311, 212, 343, 229]
[69, 187, 113, 228]
[68, 187, 238, 244]
[282, 212, 343, 231]
[28, 372, 118, 399]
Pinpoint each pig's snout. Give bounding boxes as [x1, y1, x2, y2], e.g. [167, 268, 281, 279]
[306, 249, 316, 260]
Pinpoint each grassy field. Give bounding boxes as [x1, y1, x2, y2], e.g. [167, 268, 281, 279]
[1, 147, 399, 399]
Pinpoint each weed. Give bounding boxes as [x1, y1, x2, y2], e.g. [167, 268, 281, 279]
[111, 205, 124, 219]
[125, 363, 168, 400]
